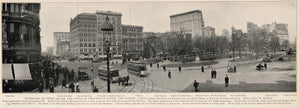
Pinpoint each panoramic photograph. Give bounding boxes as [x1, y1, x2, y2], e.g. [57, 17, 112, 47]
[2, 1, 296, 93]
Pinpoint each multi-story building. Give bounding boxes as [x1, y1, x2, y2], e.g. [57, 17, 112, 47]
[56, 41, 70, 57]
[122, 24, 143, 58]
[2, 3, 41, 63]
[96, 10, 123, 59]
[70, 13, 97, 59]
[53, 32, 69, 55]
[261, 22, 289, 43]
[170, 10, 205, 39]
[203, 26, 216, 37]
[44, 47, 54, 56]
[221, 29, 230, 41]
[70, 10, 144, 60]
[247, 22, 260, 33]
[2, 3, 41, 91]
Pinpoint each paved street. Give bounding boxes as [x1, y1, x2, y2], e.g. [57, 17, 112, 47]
[36, 55, 296, 93]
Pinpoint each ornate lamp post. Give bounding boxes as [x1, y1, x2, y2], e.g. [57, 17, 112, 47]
[100, 15, 114, 92]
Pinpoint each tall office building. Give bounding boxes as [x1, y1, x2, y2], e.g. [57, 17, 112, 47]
[203, 26, 216, 37]
[70, 10, 143, 59]
[96, 10, 123, 58]
[170, 10, 205, 39]
[70, 13, 97, 59]
[122, 24, 143, 58]
[262, 22, 289, 43]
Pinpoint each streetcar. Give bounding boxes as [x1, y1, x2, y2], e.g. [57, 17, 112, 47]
[127, 61, 148, 77]
[78, 66, 89, 81]
[98, 66, 119, 83]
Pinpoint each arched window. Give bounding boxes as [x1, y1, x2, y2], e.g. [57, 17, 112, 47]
[88, 43, 91, 47]
[84, 43, 87, 47]
[80, 43, 83, 47]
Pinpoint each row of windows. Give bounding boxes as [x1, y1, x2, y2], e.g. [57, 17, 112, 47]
[98, 47, 121, 51]
[122, 28, 143, 33]
[98, 52, 122, 55]
[2, 3, 40, 14]
[98, 41, 122, 46]
[80, 48, 96, 53]
[79, 33, 96, 37]
[80, 38, 96, 42]
[80, 43, 96, 47]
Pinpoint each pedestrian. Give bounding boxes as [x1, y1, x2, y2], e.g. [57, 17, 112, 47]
[71, 69, 75, 81]
[91, 81, 94, 89]
[93, 86, 99, 92]
[168, 70, 171, 78]
[62, 79, 67, 88]
[211, 69, 214, 79]
[264, 62, 267, 70]
[178, 66, 181, 72]
[225, 74, 229, 87]
[39, 82, 43, 92]
[126, 75, 130, 86]
[150, 63, 152, 67]
[71, 83, 75, 92]
[50, 85, 54, 93]
[193, 80, 199, 92]
[76, 84, 80, 92]
[213, 69, 217, 78]
[201, 65, 204, 72]
[157, 63, 159, 68]
[234, 65, 236, 72]
[163, 65, 166, 71]
[3, 80, 9, 93]
[121, 77, 126, 86]
[69, 82, 75, 92]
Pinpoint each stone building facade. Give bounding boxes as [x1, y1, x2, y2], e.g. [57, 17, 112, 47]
[53, 32, 69, 56]
[170, 10, 205, 39]
[70, 13, 97, 59]
[122, 24, 143, 58]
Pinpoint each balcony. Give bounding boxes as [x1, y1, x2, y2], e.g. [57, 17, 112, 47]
[21, 9, 39, 18]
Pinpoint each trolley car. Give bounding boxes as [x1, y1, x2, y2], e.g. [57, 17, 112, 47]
[127, 61, 148, 77]
[98, 66, 119, 83]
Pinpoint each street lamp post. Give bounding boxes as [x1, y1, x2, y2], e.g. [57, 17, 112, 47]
[101, 15, 114, 92]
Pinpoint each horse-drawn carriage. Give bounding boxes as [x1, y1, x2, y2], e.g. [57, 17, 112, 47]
[227, 62, 236, 73]
[256, 63, 266, 70]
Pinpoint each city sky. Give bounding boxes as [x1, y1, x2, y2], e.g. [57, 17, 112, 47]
[40, 1, 296, 51]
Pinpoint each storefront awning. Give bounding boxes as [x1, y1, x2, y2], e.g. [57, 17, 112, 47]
[2, 64, 14, 80]
[13, 64, 32, 80]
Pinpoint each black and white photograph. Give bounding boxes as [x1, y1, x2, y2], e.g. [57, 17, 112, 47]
[1, 1, 297, 93]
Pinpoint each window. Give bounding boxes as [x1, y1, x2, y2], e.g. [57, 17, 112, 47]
[93, 43, 96, 47]
[3, 4, 6, 11]
[99, 48, 102, 51]
[88, 43, 91, 47]
[10, 4, 14, 12]
[80, 43, 83, 47]
[15, 4, 19, 12]
[10, 23, 14, 33]
[84, 43, 87, 47]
